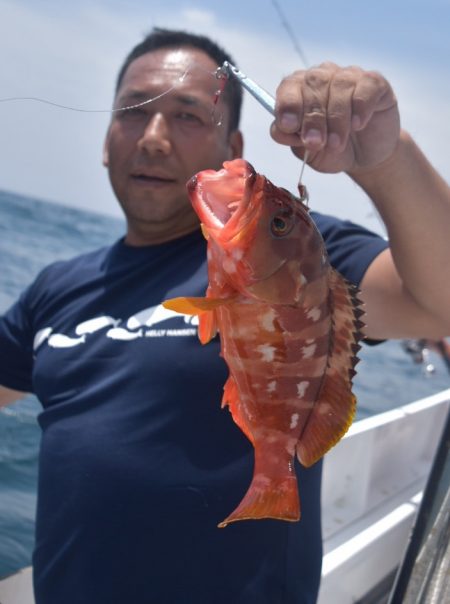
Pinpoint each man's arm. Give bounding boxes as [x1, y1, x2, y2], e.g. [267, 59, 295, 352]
[0, 384, 27, 407]
[270, 63, 450, 340]
[352, 131, 450, 339]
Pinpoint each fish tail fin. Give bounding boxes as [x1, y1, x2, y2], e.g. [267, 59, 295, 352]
[218, 447, 300, 528]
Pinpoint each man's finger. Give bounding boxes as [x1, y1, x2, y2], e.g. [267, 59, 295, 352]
[299, 66, 331, 149]
[351, 71, 395, 130]
[274, 72, 304, 134]
[326, 69, 356, 151]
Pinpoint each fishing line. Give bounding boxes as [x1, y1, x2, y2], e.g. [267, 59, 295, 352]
[0, 64, 217, 115]
[268, 1, 310, 194]
[0, 86, 180, 114]
[270, 0, 309, 68]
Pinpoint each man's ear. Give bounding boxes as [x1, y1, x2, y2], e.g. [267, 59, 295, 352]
[102, 128, 111, 167]
[228, 130, 244, 160]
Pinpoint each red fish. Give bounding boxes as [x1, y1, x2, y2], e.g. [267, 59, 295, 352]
[163, 159, 363, 527]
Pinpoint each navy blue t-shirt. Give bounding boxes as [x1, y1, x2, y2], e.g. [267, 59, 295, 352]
[0, 213, 387, 604]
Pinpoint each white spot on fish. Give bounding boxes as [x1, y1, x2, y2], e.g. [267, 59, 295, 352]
[48, 333, 87, 348]
[302, 343, 317, 358]
[222, 257, 237, 273]
[253, 473, 272, 487]
[232, 248, 244, 261]
[266, 380, 277, 393]
[297, 381, 309, 397]
[266, 434, 279, 444]
[229, 323, 254, 338]
[256, 344, 276, 362]
[75, 316, 119, 335]
[290, 413, 300, 429]
[300, 274, 308, 285]
[260, 308, 276, 332]
[307, 307, 321, 322]
[33, 327, 53, 351]
[106, 327, 143, 341]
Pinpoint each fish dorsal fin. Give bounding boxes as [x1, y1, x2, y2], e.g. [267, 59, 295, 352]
[296, 269, 364, 467]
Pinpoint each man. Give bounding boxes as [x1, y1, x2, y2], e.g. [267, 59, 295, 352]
[0, 28, 448, 604]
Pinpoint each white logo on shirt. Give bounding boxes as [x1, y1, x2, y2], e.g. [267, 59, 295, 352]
[33, 304, 198, 351]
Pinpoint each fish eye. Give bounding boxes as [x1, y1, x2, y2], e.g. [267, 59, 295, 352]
[270, 212, 294, 237]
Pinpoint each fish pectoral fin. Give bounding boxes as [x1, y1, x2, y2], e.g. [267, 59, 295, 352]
[297, 269, 363, 467]
[162, 296, 233, 315]
[198, 311, 218, 344]
[162, 296, 209, 315]
[163, 295, 236, 345]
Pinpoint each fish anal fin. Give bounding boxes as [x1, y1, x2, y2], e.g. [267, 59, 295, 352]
[221, 375, 254, 446]
[297, 269, 363, 467]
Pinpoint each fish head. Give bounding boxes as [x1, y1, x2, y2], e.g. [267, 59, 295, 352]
[187, 158, 327, 304]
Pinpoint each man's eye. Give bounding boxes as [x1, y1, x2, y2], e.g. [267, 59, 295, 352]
[118, 107, 146, 120]
[176, 112, 205, 125]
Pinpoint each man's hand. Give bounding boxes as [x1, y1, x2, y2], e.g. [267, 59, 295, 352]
[270, 62, 400, 175]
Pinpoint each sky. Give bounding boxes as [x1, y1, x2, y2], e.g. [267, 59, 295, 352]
[1, 0, 449, 234]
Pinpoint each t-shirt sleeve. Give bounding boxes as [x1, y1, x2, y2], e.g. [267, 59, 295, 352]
[311, 211, 389, 286]
[0, 284, 37, 392]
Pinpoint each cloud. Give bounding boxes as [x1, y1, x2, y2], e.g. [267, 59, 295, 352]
[0, 0, 448, 231]
[181, 8, 217, 27]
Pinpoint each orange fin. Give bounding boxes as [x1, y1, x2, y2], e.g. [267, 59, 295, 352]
[163, 295, 236, 344]
[198, 311, 217, 344]
[297, 269, 363, 467]
[218, 445, 300, 527]
[162, 296, 226, 315]
[218, 475, 300, 527]
[221, 375, 255, 445]
[200, 223, 210, 240]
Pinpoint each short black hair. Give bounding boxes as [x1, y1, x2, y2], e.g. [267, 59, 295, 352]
[115, 28, 243, 132]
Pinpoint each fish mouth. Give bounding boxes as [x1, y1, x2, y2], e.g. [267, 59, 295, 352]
[187, 159, 256, 237]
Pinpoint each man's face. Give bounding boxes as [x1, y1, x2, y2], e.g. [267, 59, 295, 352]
[103, 47, 243, 245]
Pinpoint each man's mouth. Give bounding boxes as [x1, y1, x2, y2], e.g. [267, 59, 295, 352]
[131, 173, 176, 185]
[132, 174, 175, 184]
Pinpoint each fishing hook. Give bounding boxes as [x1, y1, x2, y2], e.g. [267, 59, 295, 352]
[216, 61, 309, 203]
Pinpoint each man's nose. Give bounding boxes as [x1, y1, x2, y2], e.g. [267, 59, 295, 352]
[138, 113, 171, 155]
